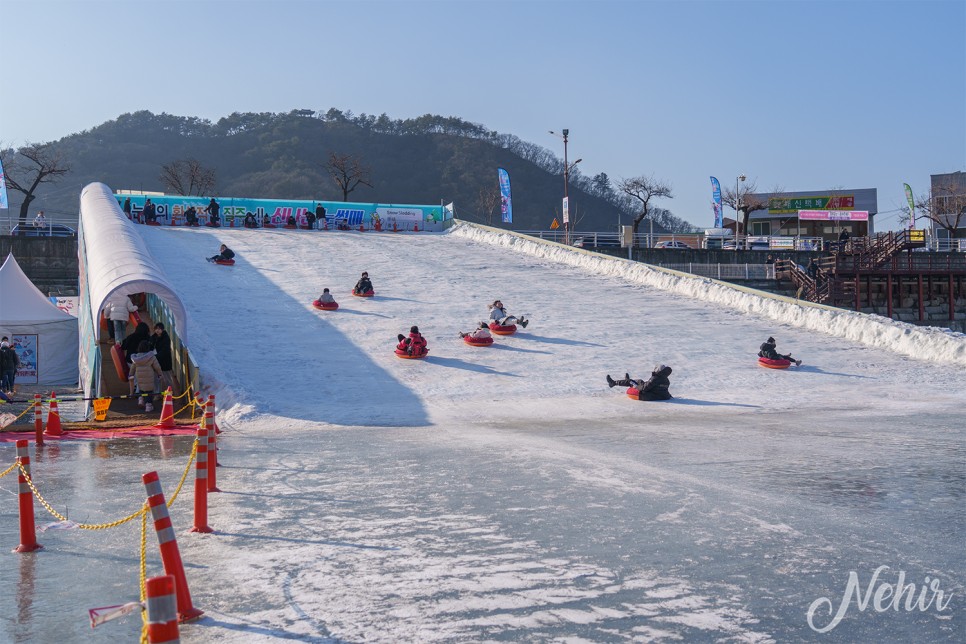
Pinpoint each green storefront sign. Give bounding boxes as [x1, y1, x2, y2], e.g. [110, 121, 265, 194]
[769, 195, 854, 214]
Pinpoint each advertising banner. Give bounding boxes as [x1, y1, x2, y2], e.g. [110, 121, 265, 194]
[498, 168, 512, 223]
[798, 210, 869, 221]
[50, 296, 80, 317]
[710, 177, 722, 228]
[117, 194, 445, 229]
[13, 334, 39, 384]
[0, 156, 8, 209]
[903, 183, 916, 228]
[562, 197, 570, 224]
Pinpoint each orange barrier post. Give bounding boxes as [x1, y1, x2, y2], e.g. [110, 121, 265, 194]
[154, 388, 176, 429]
[193, 392, 204, 421]
[14, 440, 43, 553]
[142, 471, 203, 622]
[33, 394, 43, 446]
[206, 395, 221, 434]
[146, 574, 179, 643]
[190, 427, 212, 533]
[206, 414, 220, 492]
[44, 392, 62, 437]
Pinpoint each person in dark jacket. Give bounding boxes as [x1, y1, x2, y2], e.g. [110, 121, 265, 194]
[207, 244, 235, 262]
[122, 322, 152, 365]
[143, 199, 157, 223]
[0, 339, 21, 394]
[353, 271, 374, 295]
[123, 197, 132, 220]
[286, 214, 298, 227]
[396, 325, 428, 356]
[205, 198, 221, 227]
[150, 322, 175, 395]
[244, 212, 257, 228]
[806, 258, 819, 279]
[315, 204, 326, 228]
[185, 206, 200, 227]
[758, 336, 801, 366]
[606, 365, 673, 400]
[305, 210, 316, 230]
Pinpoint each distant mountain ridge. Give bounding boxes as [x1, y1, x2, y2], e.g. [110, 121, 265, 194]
[5, 109, 688, 233]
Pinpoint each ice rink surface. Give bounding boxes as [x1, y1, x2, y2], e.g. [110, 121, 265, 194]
[1, 223, 963, 642]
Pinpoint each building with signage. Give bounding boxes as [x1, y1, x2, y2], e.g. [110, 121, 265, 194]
[929, 171, 966, 239]
[738, 188, 877, 239]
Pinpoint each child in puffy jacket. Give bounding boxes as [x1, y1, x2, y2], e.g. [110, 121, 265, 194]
[129, 340, 162, 412]
[460, 322, 492, 340]
[396, 326, 428, 356]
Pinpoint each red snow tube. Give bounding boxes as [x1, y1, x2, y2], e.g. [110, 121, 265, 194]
[489, 322, 517, 336]
[395, 348, 428, 359]
[463, 335, 494, 347]
[626, 387, 640, 400]
[352, 290, 375, 297]
[214, 259, 235, 266]
[312, 300, 339, 311]
[758, 357, 791, 369]
[111, 343, 129, 381]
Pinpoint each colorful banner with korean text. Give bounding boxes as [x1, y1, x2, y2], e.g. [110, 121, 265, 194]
[710, 177, 722, 228]
[498, 168, 512, 223]
[798, 210, 869, 221]
[0, 156, 9, 209]
[115, 194, 447, 231]
[903, 183, 916, 228]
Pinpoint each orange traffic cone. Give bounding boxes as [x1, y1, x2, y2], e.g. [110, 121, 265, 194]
[322, 218, 328, 230]
[359, 223, 365, 232]
[413, 223, 419, 232]
[206, 395, 221, 434]
[393, 221, 398, 233]
[154, 387, 176, 429]
[45, 392, 63, 436]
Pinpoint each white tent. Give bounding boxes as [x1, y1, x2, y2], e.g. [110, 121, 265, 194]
[0, 253, 79, 385]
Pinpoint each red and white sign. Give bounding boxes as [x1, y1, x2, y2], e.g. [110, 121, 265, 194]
[798, 210, 869, 221]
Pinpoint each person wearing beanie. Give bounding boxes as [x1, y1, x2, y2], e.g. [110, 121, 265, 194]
[606, 365, 674, 401]
[460, 321, 493, 340]
[396, 325, 428, 357]
[353, 272, 374, 295]
[758, 336, 801, 366]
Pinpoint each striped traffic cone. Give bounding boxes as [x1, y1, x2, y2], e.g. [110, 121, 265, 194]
[45, 392, 63, 436]
[154, 388, 176, 429]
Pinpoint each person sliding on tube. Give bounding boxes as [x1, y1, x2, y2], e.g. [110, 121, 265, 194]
[397, 325, 428, 356]
[607, 365, 674, 401]
[758, 336, 801, 366]
[353, 271, 374, 295]
[460, 321, 492, 340]
[207, 244, 235, 263]
[317, 288, 336, 304]
[489, 300, 528, 327]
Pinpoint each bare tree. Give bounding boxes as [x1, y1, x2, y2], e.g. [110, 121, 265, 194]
[1, 143, 72, 226]
[326, 153, 373, 201]
[475, 186, 500, 225]
[722, 180, 771, 235]
[160, 158, 216, 196]
[617, 175, 673, 244]
[906, 178, 966, 238]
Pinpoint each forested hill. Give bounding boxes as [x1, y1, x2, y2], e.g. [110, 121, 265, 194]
[7, 109, 693, 233]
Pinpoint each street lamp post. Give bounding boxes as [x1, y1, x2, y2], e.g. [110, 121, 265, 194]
[736, 174, 746, 250]
[550, 129, 576, 244]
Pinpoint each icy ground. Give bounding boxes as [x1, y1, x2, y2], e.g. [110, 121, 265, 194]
[1, 223, 963, 642]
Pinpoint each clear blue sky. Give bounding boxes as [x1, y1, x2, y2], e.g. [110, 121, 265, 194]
[2, 0, 963, 230]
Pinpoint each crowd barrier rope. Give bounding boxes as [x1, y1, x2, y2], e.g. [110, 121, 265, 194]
[5, 429, 211, 639]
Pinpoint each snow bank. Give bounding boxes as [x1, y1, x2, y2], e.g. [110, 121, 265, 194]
[448, 222, 966, 367]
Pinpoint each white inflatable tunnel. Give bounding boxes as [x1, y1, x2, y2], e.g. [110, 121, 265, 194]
[77, 182, 188, 400]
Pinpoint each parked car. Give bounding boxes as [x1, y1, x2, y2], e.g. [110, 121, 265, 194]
[11, 223, 77, 237]
[572, 236, 622, 248]
[655, 240, 690, 249]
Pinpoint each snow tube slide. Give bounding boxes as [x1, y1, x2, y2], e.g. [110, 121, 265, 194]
[758, 357, 791, 369]
[626, 387, 640, 400]
[214, 259, 236, 266]
[352, 290, 375, 297]
[463, 335, 494, 347]
[489, 322, 517, 336]
[111, 343, 129, 381]
[395, 348, 428, 359]
[312, 299, 339, 311]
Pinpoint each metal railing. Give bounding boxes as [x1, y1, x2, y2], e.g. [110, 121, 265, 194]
[656, 263, 776, 280]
